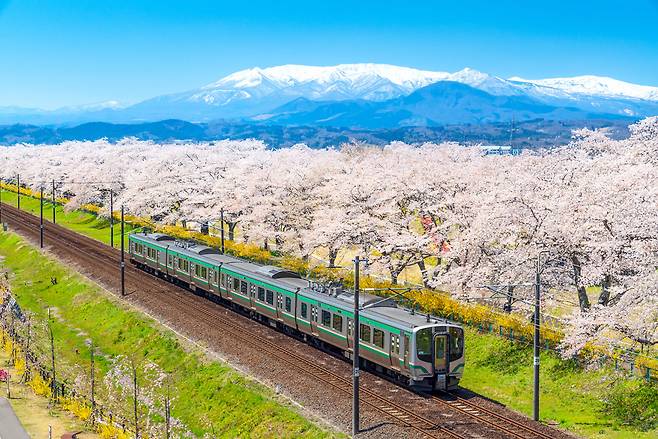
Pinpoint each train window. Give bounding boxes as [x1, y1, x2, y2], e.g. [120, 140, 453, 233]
[233, 278, 240, 292]
[285, 297, 292, 312]
[390, 335, 399, 355]
[373, 328, 384, 349]
[195, 265, 208, 279]
[332, 314, 343, 332]
[240, 281, 248, 295]
[220, 273, 226, 287]
[213, 270, 217, 283]
[301, 303, 308, 319]
[266, 290, 274, 305]
[257, 287, 265, 301]
[359, 324, 371, 343]
[321, 310, 331, 327]
[168, 255, 173, 266]
[416, 329, 433, 362]
[449, 327, 464, 359]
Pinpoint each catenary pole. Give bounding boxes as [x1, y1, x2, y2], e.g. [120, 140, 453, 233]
[40, 188, 44, 248]
[16, 174, 20, 210]
[220, 208, 225, 254]
[533, 255, 542, 421]
[353, 255, 360, 436]
[0, 182, 3, 224]
[52, 179, 56, 223]
[109, 190, 114, 248]
[121, 205, 125, 296]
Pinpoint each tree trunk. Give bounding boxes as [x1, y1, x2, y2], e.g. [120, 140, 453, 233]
[263, 239, 268, 250]
[597, 274, 611, 306]
[571, 255, 591, 311]
[228, 222, 237, 241]
[328, 248, 338, 268]
[390, 267, 400, 285]
[417, 259, 430, 288]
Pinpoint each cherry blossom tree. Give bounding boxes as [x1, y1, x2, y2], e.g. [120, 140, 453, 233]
[2, 117, 656, 357]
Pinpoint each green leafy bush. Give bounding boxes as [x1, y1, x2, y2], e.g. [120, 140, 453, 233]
[603, 379, 658, 431]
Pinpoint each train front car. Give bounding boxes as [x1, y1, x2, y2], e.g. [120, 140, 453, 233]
[410, 322, 464, 391]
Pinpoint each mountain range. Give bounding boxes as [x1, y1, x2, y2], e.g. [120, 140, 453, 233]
[2, 63, 657, 130]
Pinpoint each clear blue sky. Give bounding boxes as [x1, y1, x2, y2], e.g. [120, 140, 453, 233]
[2, 0, 658, 109]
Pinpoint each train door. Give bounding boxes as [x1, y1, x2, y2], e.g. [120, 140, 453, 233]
[276, 292, 284, 321]
[390, 334, 401, 370]
[347, 318, 353, 349]
[310, 305, 319, 336]
[249, 284, 256, 310]
[432, 333, 450, 390]
[403, 334, 410, 370]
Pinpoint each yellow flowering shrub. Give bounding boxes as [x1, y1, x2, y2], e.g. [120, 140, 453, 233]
[97, 422, 132, 439]
[61, 396, 92, 421]
[27, 371, 52, 398]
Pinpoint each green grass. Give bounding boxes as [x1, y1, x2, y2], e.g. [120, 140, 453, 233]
[0, 231, 339, 438]
[461, 327, 658, 438]
[3, 190, 657, 438]
[1, 189, 134, 248]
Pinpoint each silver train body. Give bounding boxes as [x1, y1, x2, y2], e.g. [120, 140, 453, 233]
[129, 232, 465, 390]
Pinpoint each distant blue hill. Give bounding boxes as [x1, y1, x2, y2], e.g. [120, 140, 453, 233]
[254, 81, 628, 128]
[0, 118, 634, 149]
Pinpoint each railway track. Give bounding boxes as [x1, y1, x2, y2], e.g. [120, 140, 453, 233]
[1, 202, 565, 439]
[431, 392, 554, 439]
[1, 204, 464, 439]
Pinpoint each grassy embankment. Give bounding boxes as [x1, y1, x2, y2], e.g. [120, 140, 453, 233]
[0, 347, 100, 438]
[0, 231, 339, 438]
[461, 328, 657, 438]
[0, 189, 135, 247]
[2, 189, 656, 438]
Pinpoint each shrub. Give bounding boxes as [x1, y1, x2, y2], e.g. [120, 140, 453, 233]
[602, 379, 658, 431]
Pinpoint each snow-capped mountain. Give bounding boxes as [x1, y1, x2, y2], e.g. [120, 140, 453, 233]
[127, 64, 658, 122]
[509, 75, 658, 101]
[2, 63, 657, 125]
[198, 63, 451, 102]
[126, 63, 455, 120]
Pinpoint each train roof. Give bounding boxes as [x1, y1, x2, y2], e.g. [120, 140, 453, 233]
[130, 232, 460, 332]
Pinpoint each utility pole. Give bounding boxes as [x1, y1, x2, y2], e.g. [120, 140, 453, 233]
[52, 180, 56, 224]
[90, 342, 96, 425]
[16, 174, 20, 210]
[352, 255, 361, 437]
[40, 188, 44, 248]
[0, 182, 3, 224]
[121, 205, 125, 296]
[220, 208, 225, 254]
[109, 190, 114, 248]
[533, 252, 547, 422]
[132, 360, 139, 439]
[165, 377, 171, 439]
[49, 324, 56, 403]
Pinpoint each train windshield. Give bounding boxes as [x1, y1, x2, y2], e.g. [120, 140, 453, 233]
[449, 327, 464, 359]
[416, 328, 433, 362]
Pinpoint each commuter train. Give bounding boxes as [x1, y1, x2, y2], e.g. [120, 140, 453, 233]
[129, 232, 465, 390]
